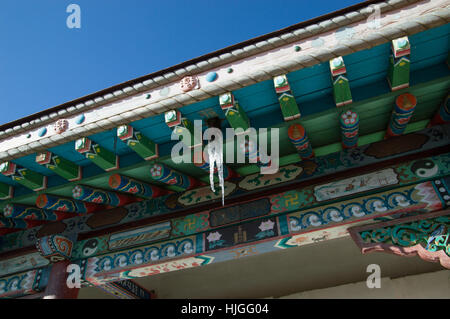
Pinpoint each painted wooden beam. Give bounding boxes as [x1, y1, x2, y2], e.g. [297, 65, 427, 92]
[273, 75, 301, 121]
[72, 185, 137, 207]
[0, 217, 45, 230]
[386, 93, 417, 138]
[36, 151, 82, 181]
[3, 204, 74, 221]
[117, 125, 158, 160]
[149, 163, 201, 190]
[75, 137, 119, 171]
[348, 210, 450, 269]
[288, 123, 314, 159]
[329, 57, 352, 107]
[219, 92, 250, 132]
[0, 161, 47, 191]
[238, 139, 271, 168]
[36, 194, 102, 214]
[164, 110, 202, 148]
[429, 94, 450, 126]
[340, 110, 359, 149]
[108, 174, 167, 199]
[36, 235, 74, 262]
[194, 160, 239, 180]
[0, 183, 13, 200]
[387, 37, 411, 91]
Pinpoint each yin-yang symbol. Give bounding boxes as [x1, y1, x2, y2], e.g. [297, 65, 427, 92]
[82, 239, 99, 257]
[411, 160, 438, 178]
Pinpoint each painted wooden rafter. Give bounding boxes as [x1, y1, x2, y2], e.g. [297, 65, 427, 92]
[273, 75, 301, 121]
[0, 182, 13, 200]
[219, 92, 250, 132]
[0, 161, 47, 191]
[0, 217, 45, 230]
[329, 56, 352, 107]
[72, 185, 137, 207]
[429, 94, 450, 127]
[3, 204, 74, 221]
[117, 125, 158, 160]
[36, 151, 82, 182]
[108, 174, 168, 199]
[36, 194, 103, 214]
[164, 110, 202, 148]
[386, 93, 417, 138]
[348, 210, 450, 269]
[287, 123, 314, 159]
[149, 163, 201, 191]
[387, 36, 411, 91]
[340, 110, 359, 149]
[75, 137, 119, 171]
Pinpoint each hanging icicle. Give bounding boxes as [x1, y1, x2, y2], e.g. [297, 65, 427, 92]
[206, 138, 225, 206]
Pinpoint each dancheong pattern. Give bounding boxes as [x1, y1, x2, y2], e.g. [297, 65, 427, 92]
[73, 176, 449, 285]
[0, 126, 448, 255]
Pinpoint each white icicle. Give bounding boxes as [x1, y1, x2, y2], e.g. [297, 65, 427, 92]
[207, 139, 225, 206]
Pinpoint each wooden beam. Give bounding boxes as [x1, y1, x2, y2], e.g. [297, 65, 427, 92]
[36, 151, 82, 181]
[288, 123, 314, 159]
[429, 94, 450, 126]
[273, 75, 301, 121]
[194, 160, 239, 180]
[72, 185, 137, 207]
[75, 137, 119, 171]
[219, 92, 250, 132]
[387, 36, 411, 91]
[3, 204, 74, 221]
[117, 125, 158, 160]
[164, 110, 201, 148]
[108, 174, 167, 199]
[36, 194, 103, 214]
[329, 57, 352, 107]
[0, 183, 13, 200]
[0, 161, 47, 191]
[386, 93, 417, 138]
[149, 163, 201, 190]
[340, 110, 359, 149]
[0, 217, 45, 229]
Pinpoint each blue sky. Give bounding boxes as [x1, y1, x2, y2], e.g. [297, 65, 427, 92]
[0, 0, 361, 125]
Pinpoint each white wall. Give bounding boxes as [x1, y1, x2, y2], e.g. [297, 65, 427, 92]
[280, 270, 450, 299]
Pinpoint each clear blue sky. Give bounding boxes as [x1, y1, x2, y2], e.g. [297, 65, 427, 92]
[0, 0, 362, 125]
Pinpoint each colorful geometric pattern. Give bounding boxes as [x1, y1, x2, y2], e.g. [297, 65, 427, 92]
[1, 126, 448, 255]
[0, 268, 49, 298]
